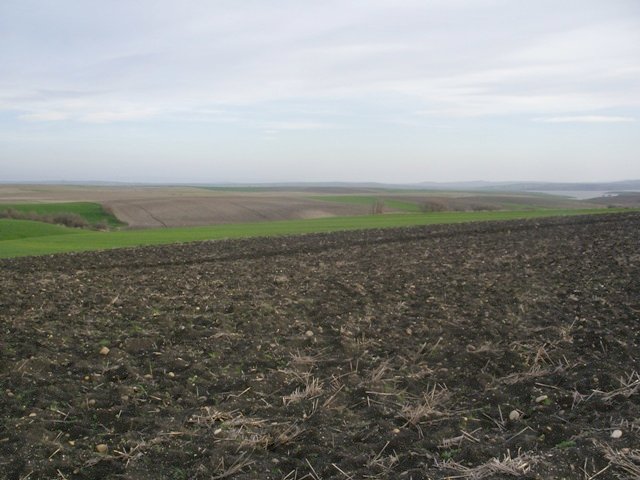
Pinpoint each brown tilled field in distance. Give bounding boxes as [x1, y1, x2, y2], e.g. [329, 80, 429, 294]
[102, 196, 371, 228]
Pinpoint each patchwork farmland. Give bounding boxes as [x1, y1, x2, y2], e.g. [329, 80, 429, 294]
[0, 184, 619, 229]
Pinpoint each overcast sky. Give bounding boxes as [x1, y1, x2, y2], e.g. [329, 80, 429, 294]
[1, 0, 639, 183]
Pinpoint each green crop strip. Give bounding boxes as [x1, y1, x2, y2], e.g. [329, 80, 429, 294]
[0, 219, 80, 241]
[0, 208, 633, 259]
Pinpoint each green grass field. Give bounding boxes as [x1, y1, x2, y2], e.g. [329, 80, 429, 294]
[0, 202, 123, 227]
[0, 208, 631, 259]
[0, 219, 78, 241]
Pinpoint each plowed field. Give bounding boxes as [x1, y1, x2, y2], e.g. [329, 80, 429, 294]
[103, 196, 369, 228]
[1, 213, 639, 479]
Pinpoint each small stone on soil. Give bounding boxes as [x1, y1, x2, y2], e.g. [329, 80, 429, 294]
[99, 346, 110, 355]
[611, 429, 623, 439]
[509, 410, 521, 421]
[167, 371, 176, 378]
[305, 330, 314, 337]
[535, 395, 548, 403]
[95, 444, 108, 454]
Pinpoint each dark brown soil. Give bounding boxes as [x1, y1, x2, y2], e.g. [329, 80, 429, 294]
[1, 213, 639, 479]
